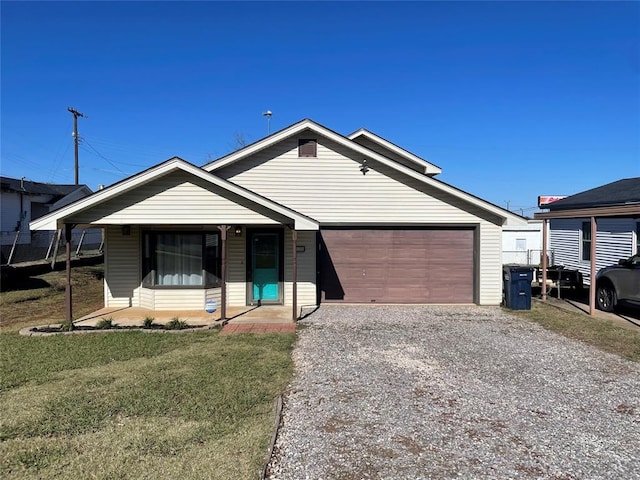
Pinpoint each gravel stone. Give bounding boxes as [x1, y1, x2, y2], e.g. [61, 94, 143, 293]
[266, 305, 640, 480]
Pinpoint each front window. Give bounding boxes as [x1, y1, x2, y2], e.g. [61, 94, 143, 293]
[582, 221, 591, 261]
[143, 232, 221, 287]
[636, 222, 640, 254]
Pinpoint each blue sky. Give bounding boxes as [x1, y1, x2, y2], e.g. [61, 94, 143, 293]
[2, 1, 639, 216]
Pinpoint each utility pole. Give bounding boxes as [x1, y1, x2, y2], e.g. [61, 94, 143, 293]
[68, 107, 87, 185]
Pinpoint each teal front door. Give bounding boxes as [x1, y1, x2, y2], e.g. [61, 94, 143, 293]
[251, 233, 279, 302]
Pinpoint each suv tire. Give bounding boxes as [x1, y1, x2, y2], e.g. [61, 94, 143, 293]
[596, 283, 617, 312]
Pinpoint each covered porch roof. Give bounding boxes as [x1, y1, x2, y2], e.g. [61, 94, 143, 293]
[30, 157, 319, 231]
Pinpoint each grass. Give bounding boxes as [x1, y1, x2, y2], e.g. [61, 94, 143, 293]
[1, 264, 104, 332]
[0, 264, 297, 479]
[0, 331, 296, 479]
[511, 301, 640, 362]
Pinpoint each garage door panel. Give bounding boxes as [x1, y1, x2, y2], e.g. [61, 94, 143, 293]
[320, 228, 474, 304]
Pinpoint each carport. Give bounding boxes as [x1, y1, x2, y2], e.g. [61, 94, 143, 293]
[535, 202, 640, 315]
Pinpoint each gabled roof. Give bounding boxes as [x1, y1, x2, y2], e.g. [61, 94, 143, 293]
[204, 118, 526, 226]
[547, 177, 640, 210]
[0, 175, 90, 198]
[30, 157, 319, 231]
[347, 128, 441, 175]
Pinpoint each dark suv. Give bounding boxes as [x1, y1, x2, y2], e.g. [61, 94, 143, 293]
[595, 254, 640, 312]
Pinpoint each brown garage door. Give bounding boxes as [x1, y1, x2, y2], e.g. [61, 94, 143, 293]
[319, 228, 475, 303]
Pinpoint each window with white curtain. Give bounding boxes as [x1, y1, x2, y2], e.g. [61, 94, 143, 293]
[143, 232, 220, 287]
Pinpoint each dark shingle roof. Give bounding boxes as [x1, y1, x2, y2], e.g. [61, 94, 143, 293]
[0, 176, 86, 198]
[547, 177, 640, 210]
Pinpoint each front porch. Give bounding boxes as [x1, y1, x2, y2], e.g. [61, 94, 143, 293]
[75, 305, 296, 328]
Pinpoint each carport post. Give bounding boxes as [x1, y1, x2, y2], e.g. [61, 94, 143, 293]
[541, 219, 548, 301]
[589, 217, 597, 316]
[219, 225, 230, 321]
[64, 223, 73, 325]
[292, 229, 298, 322]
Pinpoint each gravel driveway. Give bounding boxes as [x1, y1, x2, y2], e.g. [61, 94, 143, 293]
[266, 306, 640, 480]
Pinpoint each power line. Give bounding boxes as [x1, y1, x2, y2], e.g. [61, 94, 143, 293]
[80, 138, 127, 174]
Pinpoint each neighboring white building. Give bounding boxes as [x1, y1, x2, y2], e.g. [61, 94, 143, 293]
[1, 176, 99, 263]
[32, 119, 527, 316]
[535, 177, 640, 286]
[502, 220, 549, 266]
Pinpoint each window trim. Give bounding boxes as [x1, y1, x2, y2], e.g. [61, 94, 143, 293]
[142, 230, 222, 289]
[581, 221, 591, 262]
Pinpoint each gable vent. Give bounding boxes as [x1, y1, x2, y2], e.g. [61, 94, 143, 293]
[298, 139, 317, 157]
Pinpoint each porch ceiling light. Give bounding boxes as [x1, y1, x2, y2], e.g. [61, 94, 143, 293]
[234, 226, 242, 236]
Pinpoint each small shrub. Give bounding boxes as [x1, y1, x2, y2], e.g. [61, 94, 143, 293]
[143, 316, 155, 328]
[95, 317, 114, 329]
[164, 317, 189, 330]
[59, 321, 74, 332]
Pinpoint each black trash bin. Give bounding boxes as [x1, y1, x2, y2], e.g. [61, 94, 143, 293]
[503, 266, 534, 310]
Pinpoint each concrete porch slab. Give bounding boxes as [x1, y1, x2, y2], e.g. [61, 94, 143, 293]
[75, 305, 295, 327]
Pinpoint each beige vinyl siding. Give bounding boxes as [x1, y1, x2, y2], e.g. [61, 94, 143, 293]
[479, 222, 502, 305]
[218, 134, 505, 305]
[139, 288, 154, 309]
[104, 225, 141, 308]
[284, 230, 317, 308]
[153, 289, 206, 310]
[217, 136, 501, 225]
[227, 232, 247, 306]
[67, 172, 280, 226]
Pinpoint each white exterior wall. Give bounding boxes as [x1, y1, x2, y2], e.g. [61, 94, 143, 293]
[502, 221, 545, 265]
[550, 218, 637, 285]
[284, 230, 317, 308]
[104, 225, 141, 308]
[217, 135, 505, 305]
[227, 232, 247, 306]
[1, 192, 53, 245]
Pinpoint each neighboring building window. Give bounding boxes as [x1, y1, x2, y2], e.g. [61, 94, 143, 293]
[298, 139, 317, 157]
[582, 221, 591, 261]
[515, 238, 526, 251]
[636, 222, 640, 254]
[142, 232, 221, 287]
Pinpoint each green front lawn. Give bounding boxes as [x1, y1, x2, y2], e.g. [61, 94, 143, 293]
[0, 329, 296, 479]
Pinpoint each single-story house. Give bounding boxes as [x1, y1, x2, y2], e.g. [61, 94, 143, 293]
[1, 176, 99, 263]
[31, 119, 527, 321]
[534, 177, 640, 314]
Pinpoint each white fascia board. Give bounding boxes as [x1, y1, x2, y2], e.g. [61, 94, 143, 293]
[205, 120, 524, 225]
[347, 128, 442, 175]
[30, 158, 319, 231]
